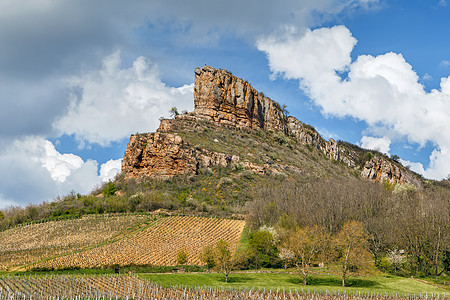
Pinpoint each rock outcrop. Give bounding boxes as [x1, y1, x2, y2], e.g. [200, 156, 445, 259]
[360, 156, 421, 186]
[193, 66, 356, 165]
[194, 66, 286, 132]
[122, 65, 420, 187]
[121, 130, 299, 179]
[122, 132, 197, 178]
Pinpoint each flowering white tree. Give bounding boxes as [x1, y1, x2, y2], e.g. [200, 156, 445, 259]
[388, 248, 406, 275]
[278, 247, 294, 270]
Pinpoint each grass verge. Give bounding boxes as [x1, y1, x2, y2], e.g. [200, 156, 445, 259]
[140, 272, 449, 296]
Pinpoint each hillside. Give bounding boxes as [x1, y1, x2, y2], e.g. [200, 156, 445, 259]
[122, 65, 421, 187]
[0, 65, 427, 228]
[36, 215, 244, 270]
[0, 214, 150, 270]
[0, 214, 244, 271]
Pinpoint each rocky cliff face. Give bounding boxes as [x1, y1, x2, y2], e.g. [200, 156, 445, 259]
[122, 132, 197, 178]
[360, 156, 421, 186]
[122, 66, 420, 187]
[194, 66, 286, 132]
[193, 66, 356, 165]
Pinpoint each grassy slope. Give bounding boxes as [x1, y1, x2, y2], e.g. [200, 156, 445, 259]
[140, 272, 449, 295]
[172, 118, 357, 179]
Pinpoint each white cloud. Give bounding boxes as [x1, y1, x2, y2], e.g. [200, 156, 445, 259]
[439, 0, 447, 7]
[399, 159, 426, 176]
[100, 159, 123, 182]
[54, 51, 194, 146]
[359, 136, 391, 154]
[258, 25, 450, 180]
[258, 26, 357, 82]
[0, 0, 381, 209]
[440, 60, 450, 67]
[317, 128, 339, 140]
[36, 140, 84, 182]
[422, 73, 432, 81]
[0, 0, 380, 79]
[0, 137, 124, 209]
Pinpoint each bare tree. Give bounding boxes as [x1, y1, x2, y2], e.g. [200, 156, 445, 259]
[334, 221, 370, 287]
[214, 239, 233, 283]
[278, 247, 294, 270]
[284, 225, 328, 285]
[387, 249, 406, 275]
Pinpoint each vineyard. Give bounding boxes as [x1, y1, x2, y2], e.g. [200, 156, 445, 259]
[0, 213, 152, 270]
[36, 215, 245, 269]
[0, 274, 446, 300]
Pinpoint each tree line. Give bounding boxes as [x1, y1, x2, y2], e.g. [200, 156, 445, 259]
[245, 175, 450, 279]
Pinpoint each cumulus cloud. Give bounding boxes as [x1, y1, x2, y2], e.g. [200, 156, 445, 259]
[34, 140, 84, 182]
[317, 128, 339, 140]
[0, 0, 379, 143]
[399, 158, 426, 176]
[0, 0, 379, 77]
[0, 0, 382, 209]
[422, 73, 432, 81]
[100, 159, 123, 182]
[258, 25, 450, 180]
[54, 51, 194, 146]
[0, 137, 121, 209]
[440, 60, 450, 68]
[359, 136, 391, 154]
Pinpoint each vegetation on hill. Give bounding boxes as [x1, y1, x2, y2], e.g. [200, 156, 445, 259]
[34, 216, 244, 270]
[244, 174, 450, 281]
[0, 215, 244, 272]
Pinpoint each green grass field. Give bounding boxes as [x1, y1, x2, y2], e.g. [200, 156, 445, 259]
[140, 272, 449, 296]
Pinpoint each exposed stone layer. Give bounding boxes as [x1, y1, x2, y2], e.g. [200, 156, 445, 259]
[194, 66, 286, 132]
[122, 131, 300, 179]
[122, 132, 196, 178]
[360, 157, 421, 186]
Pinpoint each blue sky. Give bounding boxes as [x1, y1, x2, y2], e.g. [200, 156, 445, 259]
[1, 0, 450, 208]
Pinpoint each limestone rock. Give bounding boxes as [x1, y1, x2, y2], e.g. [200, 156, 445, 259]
[193, 66, 359, 167]
[286, 116, 354, 166]
[361, 156, 420, 186]
[194, 66, 286, 132]
[122, 132, 197, 179]
[286, 117, 322, 145]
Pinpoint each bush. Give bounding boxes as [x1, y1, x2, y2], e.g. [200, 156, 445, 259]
[177, 250, 188, 266]
[103, 182, 118, 197]
[248, 230, 279, 268]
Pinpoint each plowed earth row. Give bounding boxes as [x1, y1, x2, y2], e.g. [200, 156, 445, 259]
[0, 214, 245, 270]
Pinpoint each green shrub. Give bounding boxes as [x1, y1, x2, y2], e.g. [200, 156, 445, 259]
[177, 250, 188, 266]
[103, 182, 118, 197]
